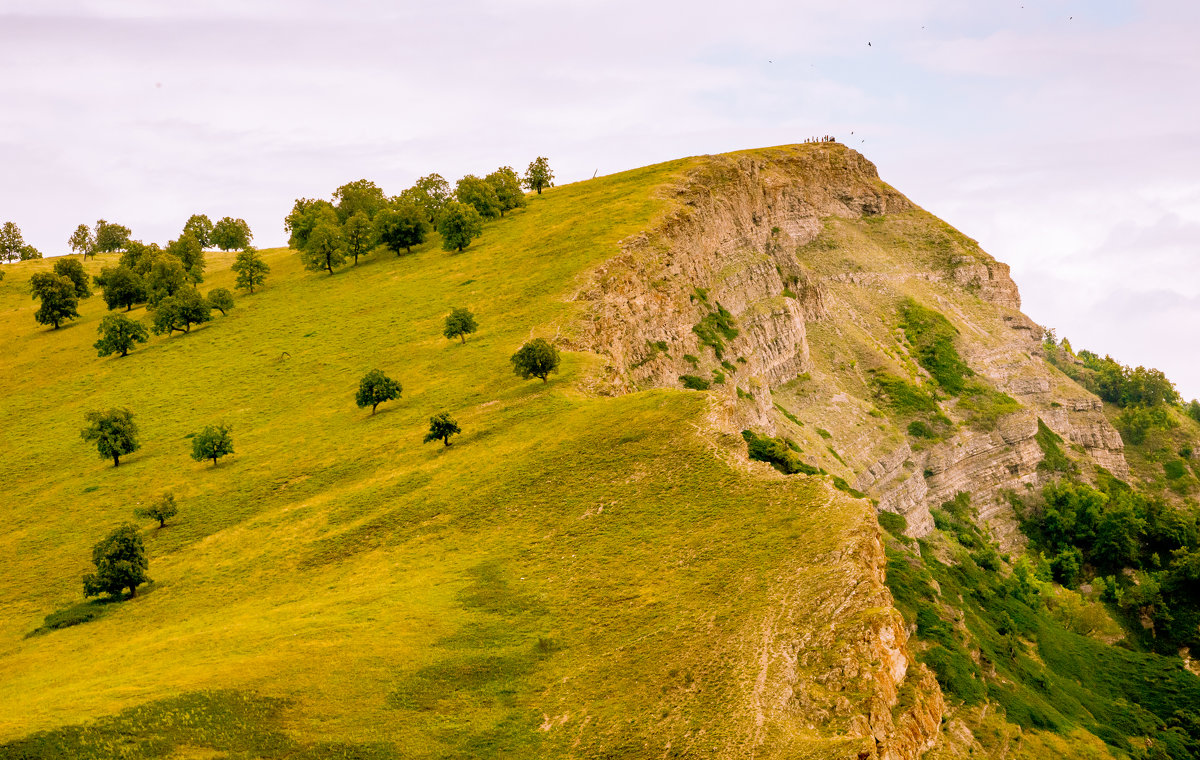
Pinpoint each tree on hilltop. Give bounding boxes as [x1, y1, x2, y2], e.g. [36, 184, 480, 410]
[486, 166, 527, 216]
[95, 313, 149, 357]
[191, 424, 234, 466]
[29, 272, 80, 329]
[285, 198, 336, 250]
[95, 266, 148, 311]
[344, 211, 376, 265]
[356, 369, 402, 414]
[523, 157, 554, 195]
[455, 175, 501, 219]
[407, 174, 452, 223]
[232, 247, 269, 293]
[53, 257, 92, 299]
[423, 412, 461, 447]
[81, 408, 140, 467]
[334, 179, 388, 222]
[83, 524, 149, 599]
[375, 201, 428, 255]
[511, 338, 560, 383]
[207, 287, 234, 315]
[0, 221, 25, 262]
[135, 493, 178, 528]
[211, 217, 253, 251]
[182, 214, 214, 248]
[437, 202, 483, 252]
[443, 307, 478, 344]
[95, 220, 132, 253]
[69, 224, 97, 259]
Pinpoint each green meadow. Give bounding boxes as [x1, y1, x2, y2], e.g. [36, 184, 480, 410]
[0, 158, 868, 757]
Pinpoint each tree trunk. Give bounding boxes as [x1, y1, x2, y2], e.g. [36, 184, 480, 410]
[443, 437, 450, 447]
[128, 585, 137, 599]
[372, 403, 378, 414]
[211, 456, 218, 465]
[126, 304, 132, 311]
[121, 347, 129, 356]
[113, 453, 120, 467]
[460, 334, 466, 344]
[158, 517, 166, 527]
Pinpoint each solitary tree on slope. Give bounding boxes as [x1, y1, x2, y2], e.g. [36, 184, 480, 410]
[81, 408, 141, 467]
[95, 313, 149, 357]
[83, 524, 149, 599]
[443, 307, 478, 344]
[356, 369, 403, 415]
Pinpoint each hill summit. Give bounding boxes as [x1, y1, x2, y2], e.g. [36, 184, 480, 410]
[2, 143, 1200, 760]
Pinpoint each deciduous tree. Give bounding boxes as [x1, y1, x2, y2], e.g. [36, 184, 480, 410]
[95, 266, 148, 311]
[69, 224, 96, 259]
[511, 338, 560, 382]
[211, 217, 253, 250]
[182, 214, 214, 248]
[135, 493, 178, 528]
[207, 287, 234, 315]
[375, 202, 428, 254]
[166, 233, 206, 282]
[29, 272, 80, 329]
[486, 166, 527, 216]
[95, 313, 149, 357]
[356, 369, 402, 414]
[443, 307, 478, 344]
[455, 175, 501, 219]
[53, 257, 92, 299]
[146, 255, 189, 306]
[83, 524, 149, 599]
[191, 424, 234, 465]
[523, 157, 554, 194]
[423, 412, 461, 446]
[95, 219, 132, 253]
[437, 202, 483, 252]
[343, 211, 376, 265]
[301, 219, 348, 274]
[151, 288, 211, 335]
[81, 408, 140, 467]
[0, 221, 24, 262]
[334, 179, 387, 222]
[232, 247, 269, 293]
[407, 174, 452, 222]
[285, 198, 336, 250]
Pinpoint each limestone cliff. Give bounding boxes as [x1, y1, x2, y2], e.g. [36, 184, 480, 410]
[571, 143, 1135, 758]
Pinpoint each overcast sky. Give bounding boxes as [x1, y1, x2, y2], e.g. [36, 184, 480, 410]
[2, 0, 1198, 396]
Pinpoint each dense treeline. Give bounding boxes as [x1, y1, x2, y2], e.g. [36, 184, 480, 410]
[285, 158, 552, 274]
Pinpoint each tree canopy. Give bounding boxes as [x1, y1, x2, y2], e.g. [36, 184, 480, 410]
[523, 157, 554, 194]
[211, 217, 253, 251]
[95, 219, 132, 253]
[182, 214, 214, 248]
[486, 166, 526, 216]
[511, 338, 560, 382]
[68, 224, 96, 258]
[437, 202, 483, 252]
[191, 424, 234, 465]
[356, 369, 402, 414]
[83, 524, 149, 599]
[207, 287, 234, 315]
[375, 202, 428, 255]
[0, 221, 24, 262]
[135, 493, 178, 528]
[166, 233, 206, 282]
[81, 408, 140, 467]
[53, 257, 92, 299]
[232, 247, 270, 293]
[29, 272, 80, 329]
[301, 218, 348, 274]
[151, 288, 212, 335]
[95, 266, 148, 311]
[343, 211, 376, 265]
[423, 412, 461, 447]
[443, 307, 478, 344]
[407, 174, 452, 223]
[455, 175, 501, 219]
[285, 198, 337, 250]
[334, 179, 387, 222]
[146, 255, 189, 306]
[95, 314, 149, 358]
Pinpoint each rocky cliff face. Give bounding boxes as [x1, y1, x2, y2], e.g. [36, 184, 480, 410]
[572, 143, 1135, 757]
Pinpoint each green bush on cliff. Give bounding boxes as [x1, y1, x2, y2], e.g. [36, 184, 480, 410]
[899, 299, 972, 394]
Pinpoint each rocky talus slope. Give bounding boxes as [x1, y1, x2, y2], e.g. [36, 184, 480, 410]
[571, 143, 1132, 757]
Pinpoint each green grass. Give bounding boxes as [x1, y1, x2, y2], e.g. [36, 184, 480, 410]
[0, 153, 883, 757]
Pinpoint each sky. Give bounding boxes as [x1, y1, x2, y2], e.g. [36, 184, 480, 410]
[2, 0, 1198, 396]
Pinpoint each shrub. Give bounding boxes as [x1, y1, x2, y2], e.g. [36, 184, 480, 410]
[956, 381, 1021, 431]
[679, 375, 709, 391]
[907, 420, 934, 438]
[1165, 460, 1188, 480]
[872, 373, 939, 416]
[878, 510, 908, 538]
[692, 304, 738, 358]
[742, 430, 821, 475]
[1035, 419, 1074, 474]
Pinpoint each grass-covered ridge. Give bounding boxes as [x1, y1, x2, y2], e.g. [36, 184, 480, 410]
[0, 155, 882, 757]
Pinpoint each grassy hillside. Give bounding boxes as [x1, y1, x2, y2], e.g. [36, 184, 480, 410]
[0, 159, 878, 757]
